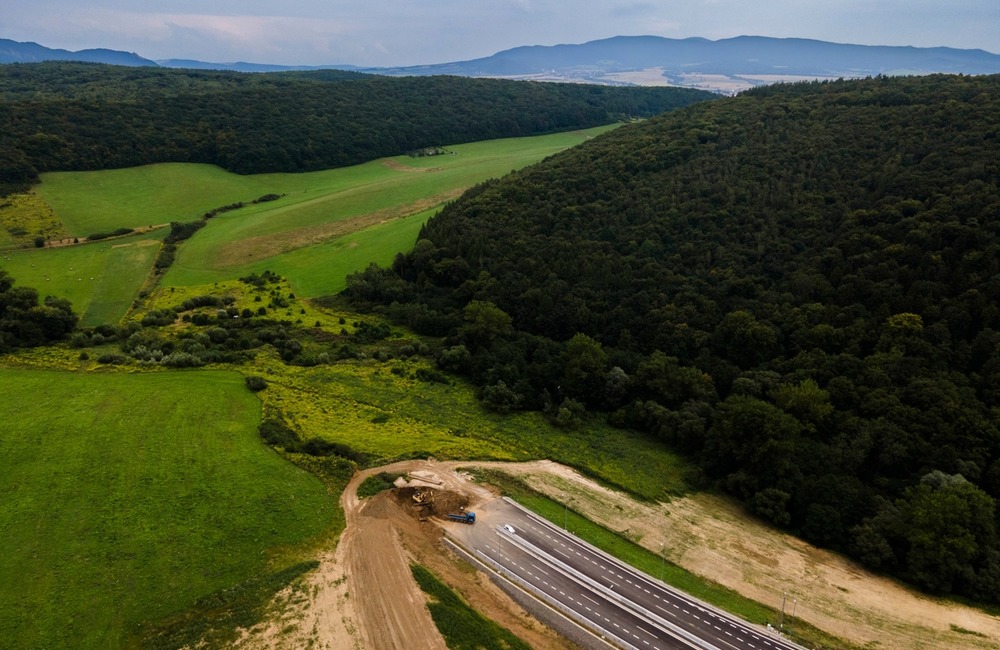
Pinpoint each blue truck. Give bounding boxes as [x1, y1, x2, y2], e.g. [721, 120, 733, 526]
[446, 511, 476, 524]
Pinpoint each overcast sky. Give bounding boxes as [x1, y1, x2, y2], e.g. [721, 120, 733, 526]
[3, 1, 999, 66]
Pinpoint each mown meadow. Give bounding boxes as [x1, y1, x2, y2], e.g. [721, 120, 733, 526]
[1, 230, 165, 327]
[4, 126, 615, 328]
[0, 369, 335, 649]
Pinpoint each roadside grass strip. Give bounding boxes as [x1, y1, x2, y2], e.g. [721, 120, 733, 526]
[411, 563, 532, 650]
[474, 470, 854, 650]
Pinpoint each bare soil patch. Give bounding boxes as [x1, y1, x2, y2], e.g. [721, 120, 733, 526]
[380, 159, 441, 173]
[214, 189, 464, 268]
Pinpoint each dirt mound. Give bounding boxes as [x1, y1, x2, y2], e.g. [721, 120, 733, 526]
[390, 487, 470, 519]
[360, 491, 409, 520]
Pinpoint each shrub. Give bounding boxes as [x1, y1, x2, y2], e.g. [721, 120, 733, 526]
[87, 227, 134, 241]
[245, 376, 268, 392]
[97, 353, 128, 365]
[160, 352, 204, 367]
[179, 295, 224, 311]
[415, 367, 450, 384]
[258, 418, 299, 448]
[357, 473, 400, 498]
[141, 309, 177, 327]
[352, 321, 391, 343]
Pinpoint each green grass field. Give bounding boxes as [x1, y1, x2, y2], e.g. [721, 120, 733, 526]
[0, 369, 335, 649]
[209, 206, 435, 297]
[163, 126, 616, 295]
[36, 164, 268, 236]
[11, 126, 616, 325]
[1, 230, 166, 327]
[37, 127, 615, 238]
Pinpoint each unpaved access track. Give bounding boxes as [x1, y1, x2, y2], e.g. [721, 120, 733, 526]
[232, 460, 1000, 650]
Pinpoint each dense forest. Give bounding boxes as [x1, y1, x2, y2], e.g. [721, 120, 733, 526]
[346, 74, 1000, 603]
[0, 62, 713, 193]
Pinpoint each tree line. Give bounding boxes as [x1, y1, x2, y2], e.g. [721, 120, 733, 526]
[345, 74, 1000, 604]
[0, 62, 714, 194]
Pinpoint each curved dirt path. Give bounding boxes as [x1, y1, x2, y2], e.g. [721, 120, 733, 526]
[232, 459, 573, 650]
[339, 460, 451, 650]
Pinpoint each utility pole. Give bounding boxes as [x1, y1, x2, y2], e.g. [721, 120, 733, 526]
[779, 591, 787, 632]
[660, 544, 666, 582]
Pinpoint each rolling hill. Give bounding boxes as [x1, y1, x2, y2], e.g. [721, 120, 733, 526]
[0, 62, 712, 194]
[349, 73, 1000, 604]
[0, 38, 155, 66]
[365, 35, 1000, 92]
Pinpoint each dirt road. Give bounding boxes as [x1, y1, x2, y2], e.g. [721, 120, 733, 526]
[232, 459, 578, 650]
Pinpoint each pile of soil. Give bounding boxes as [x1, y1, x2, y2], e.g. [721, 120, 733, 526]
[390, 487, 470, 519]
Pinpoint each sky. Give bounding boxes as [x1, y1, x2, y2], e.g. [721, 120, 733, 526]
[3, 1, 999, 67]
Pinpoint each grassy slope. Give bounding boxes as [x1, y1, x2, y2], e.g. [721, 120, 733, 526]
[164, 127, 615, 294]
[11, 126, 614, 325]
[0, 369, 335, 650]
[1, 230, 166, 327]
[249, 351, 687, 501]
[37, 128, 613, 237]
[411, 563, 531, 650]
[36, 164, 265, 236]
[259, 206, 434, 297]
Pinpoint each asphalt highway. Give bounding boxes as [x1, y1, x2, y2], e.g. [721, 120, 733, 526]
[447, 497, 805, 650]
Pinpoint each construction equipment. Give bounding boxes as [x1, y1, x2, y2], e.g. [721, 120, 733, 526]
[446, 511, 476, 524]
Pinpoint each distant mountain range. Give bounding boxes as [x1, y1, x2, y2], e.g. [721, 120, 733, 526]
[373, 35, 1000, 93]
[3, 35, 1000, 93]
[0, 38, 156, 67]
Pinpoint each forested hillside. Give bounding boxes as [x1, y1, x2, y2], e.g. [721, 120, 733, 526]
[347, 74, 1000, 603]
[0, 62, 713, 193]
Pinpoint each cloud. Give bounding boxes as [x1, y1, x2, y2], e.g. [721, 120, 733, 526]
[55, 9, 356, 61]
[610, 3, 658, 18]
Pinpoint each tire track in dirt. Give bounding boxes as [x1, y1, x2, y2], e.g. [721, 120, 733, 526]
[212, 189, 464, 268]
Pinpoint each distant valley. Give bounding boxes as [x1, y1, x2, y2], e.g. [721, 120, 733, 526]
[4, 35, 1000, 93]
